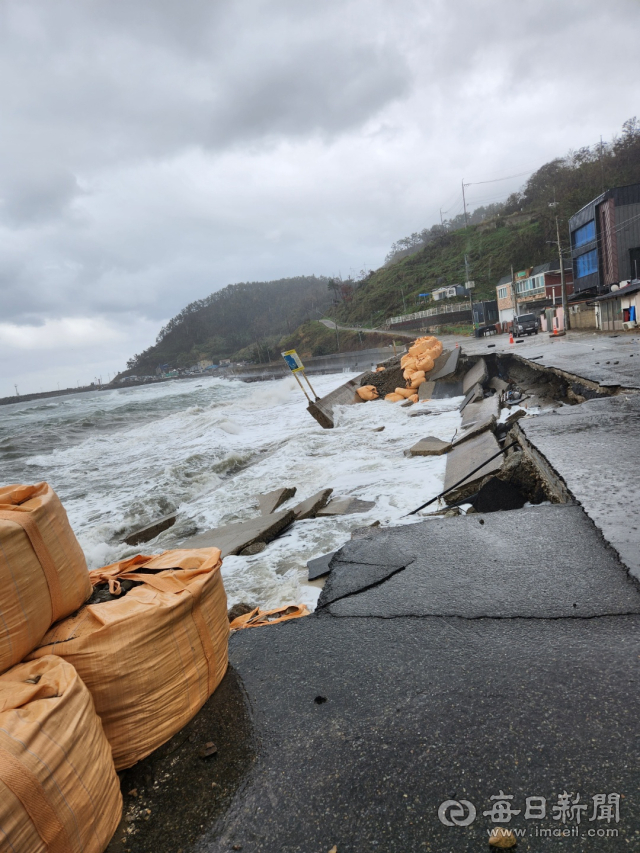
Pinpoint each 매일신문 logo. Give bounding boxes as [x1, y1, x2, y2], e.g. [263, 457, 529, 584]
[437, 800, 477, 826]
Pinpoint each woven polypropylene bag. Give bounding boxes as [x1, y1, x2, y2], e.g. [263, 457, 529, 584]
[29, 549, 229, 770]
[0, 655, 122, 853]
[0, 483, 91, 674]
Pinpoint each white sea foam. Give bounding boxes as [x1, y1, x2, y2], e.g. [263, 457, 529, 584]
[0, 374, 462, 610]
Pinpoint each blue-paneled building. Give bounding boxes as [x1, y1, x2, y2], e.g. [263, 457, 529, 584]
[569, 183, 640, 295]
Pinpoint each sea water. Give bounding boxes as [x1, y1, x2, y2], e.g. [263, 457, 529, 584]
[0, 374, 462, 610]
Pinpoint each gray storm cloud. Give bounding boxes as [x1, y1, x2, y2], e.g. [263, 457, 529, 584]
[0, 0, 639, 393]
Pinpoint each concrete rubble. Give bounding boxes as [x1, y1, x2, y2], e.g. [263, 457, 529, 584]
[291, 488, 333, 520]
[306, 551, 336, 581]
[443, 429, 503, 503]
[408, 436, 451, 456]
[257, 486, 297, 515]
[123, 512, 177, 545]
[316, 497, 376, 516]
[181, 509, 295, 557]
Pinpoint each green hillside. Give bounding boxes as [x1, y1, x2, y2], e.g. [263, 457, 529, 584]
[126, 276, 332, 373]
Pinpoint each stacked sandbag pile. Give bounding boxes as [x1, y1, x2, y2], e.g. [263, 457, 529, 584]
[386, 336, 443, 403]
[0, 656, 122, 853]
[0, 482, 123, 850]
[0, 480, 232, 849]
[356, 337, 443, 406]
[29, 548, 229, 770]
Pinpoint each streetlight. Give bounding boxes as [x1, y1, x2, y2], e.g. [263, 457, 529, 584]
[547, 216, 570, 331]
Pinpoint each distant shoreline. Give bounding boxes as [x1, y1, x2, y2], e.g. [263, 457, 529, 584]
[0, 375, 191, 408]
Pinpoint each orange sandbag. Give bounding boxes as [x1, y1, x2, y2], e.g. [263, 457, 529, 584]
[357, 385, 379, 401]
[230, 604, 309, 630]
[394, 387, 414, 399]
[400, 355, 417, 370]
[0, 655, 122, 853]
[409, 370, 426, 388]
[409, 394, 419, 403]
[375, 366, 386, 372]
[28, 549, 229, 770]
[0, 483, 91, 675]
[415, 353, 435, 373]
[385, 393, 404, 402]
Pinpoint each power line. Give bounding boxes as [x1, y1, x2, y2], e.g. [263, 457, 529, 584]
[464, 168, 536, 187]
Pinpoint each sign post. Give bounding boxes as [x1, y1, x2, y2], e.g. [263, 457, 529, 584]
[281, 350, 320, 401]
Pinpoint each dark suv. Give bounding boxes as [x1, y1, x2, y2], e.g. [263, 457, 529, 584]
[513, 313, 538, 336]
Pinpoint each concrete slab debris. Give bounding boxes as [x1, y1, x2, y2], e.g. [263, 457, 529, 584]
[258, 486, 297, 515]
[316, 497, 375, 516]
[180, 509, 294, 557]
[291, 489, 333, 520]
[454, 394, 500, 442]
[323, 505, 640, 619]
[429, 346, 460, 380]
[462, 356, 488, 394]
[489, 375, 509, 394]
[431, 379, 464, 399]
[443, 429, 503, 503]
[408, 436, 451, 456]
[306, 551, 337, 581]
[458, 382, 483, 411]
[417, 379, 435, 400]
[123, 512, 177, 545]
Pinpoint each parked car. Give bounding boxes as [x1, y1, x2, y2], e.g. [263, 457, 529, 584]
[513, 313, 538, 336]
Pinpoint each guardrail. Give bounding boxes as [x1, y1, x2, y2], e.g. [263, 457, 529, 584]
[385, 303, 469, 326]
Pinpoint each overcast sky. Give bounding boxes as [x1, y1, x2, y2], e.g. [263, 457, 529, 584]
[1, 0, 640, 396]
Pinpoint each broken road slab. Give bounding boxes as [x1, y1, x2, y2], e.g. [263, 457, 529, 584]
[431, 378, 463, 399]
[306, 551, 336, 581]
[258, 487, 297, 515]
[316, 497, 375, 516]
[123, 512, 177, 545]
[456, 393, 500, 441]
[518, 392, 640, 579]
[323, 505, 640, 618]
[462, 356, 488, 394]
[443, 429, 503, 503]
[408, 436, 451, 456]
[429, 346, 460, 380]
[291, 488, 333, 520]
[180, 509, 294, 557]
[417, 379, 435, 400]
[258, 486, 297, 515]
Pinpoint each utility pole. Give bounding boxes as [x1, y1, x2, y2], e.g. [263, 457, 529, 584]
[14, 384, 19, 396]
[465, 254, 474, 329]
[462, 181, 469, 228]
[439, 208, 444, 227]
[599, 136, 605, 193]
[511, 264, 518, 319]
[556, 216, 570, 331]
